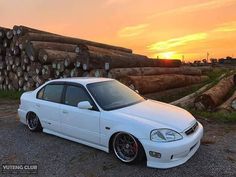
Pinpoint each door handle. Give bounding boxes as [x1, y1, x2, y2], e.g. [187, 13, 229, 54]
[62, 110, 68, 114]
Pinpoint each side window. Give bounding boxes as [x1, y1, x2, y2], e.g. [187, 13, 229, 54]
[37, 88, 44, 99]
[43, 84, 64, 103]
[65, 85, 93, 107]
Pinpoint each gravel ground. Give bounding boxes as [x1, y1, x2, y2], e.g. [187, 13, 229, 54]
[0, 99, 236, 177]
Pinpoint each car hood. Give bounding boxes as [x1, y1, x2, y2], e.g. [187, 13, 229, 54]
[113, 99, 196, 132]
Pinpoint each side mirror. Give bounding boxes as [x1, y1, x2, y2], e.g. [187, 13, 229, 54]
[77, 101, 93, 110]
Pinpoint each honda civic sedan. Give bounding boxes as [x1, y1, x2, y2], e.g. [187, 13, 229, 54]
[18, 77, 203, 169]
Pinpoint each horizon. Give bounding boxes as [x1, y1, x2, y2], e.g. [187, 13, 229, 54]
[1, 0, 236, 61]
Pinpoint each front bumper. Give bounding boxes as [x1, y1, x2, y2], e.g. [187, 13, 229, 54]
[140, 122, 203, 169]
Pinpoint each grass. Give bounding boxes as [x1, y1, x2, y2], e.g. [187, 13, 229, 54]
[0, 90, 23, 100]
[189, 109, 236, 123]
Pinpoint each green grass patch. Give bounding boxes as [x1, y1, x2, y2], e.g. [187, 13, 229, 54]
[0, 90, 23, 100]
[189, 109, 236, 123]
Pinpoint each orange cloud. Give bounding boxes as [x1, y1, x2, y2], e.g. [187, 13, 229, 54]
[118, 24, 149, 38]
[147, 33, 207, 52]
[213, 21, 236, 32]
[149, 0, 236, 18]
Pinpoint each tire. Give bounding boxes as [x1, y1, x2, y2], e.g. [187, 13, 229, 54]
[27, 113, 42, 132]
[112, 132, 145, 164]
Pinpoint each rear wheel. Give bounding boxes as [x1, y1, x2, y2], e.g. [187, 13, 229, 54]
[112, 132, 145, 164]
[27, 113, 42, 132]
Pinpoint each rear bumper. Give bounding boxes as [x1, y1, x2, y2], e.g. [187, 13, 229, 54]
[18, 108, 27, 125]
[140, 122, 203, 169]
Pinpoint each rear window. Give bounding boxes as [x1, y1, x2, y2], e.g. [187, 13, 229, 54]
[42, 84, 64, 103]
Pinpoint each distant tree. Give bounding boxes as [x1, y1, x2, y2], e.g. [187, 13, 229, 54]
[202, 59, 207, 63]
[210, 58, 217, 63]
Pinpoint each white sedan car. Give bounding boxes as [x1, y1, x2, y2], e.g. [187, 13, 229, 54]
[18, 77, 203, 169]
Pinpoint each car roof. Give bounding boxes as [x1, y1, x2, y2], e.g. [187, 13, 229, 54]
[49, 77, 114, 85]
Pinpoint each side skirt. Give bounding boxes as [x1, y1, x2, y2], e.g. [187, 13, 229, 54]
[43, 128, 109, 153]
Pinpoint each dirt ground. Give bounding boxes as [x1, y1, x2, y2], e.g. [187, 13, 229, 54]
[0, 99, 236, 177]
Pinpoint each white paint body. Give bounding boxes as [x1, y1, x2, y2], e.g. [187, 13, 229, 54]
[18, 77, 203, 169]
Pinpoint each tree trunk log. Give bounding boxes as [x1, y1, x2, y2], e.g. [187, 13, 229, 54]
[38, 49, 77, 64]
[120, 75, 209, 94]
[19, 32, 132, 53]
[25, 41, 80, 61]
[170, 83, 211, 108]
[216, 90, 236, 112]
[194, 74, 236, 111]
[106, 67, 202, 79]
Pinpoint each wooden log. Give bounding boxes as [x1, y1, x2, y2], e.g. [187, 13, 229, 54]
[85, 45, 145, 59]
[7, 83, 13, 90]
[24, 72, 29, 81]
[16, 67, 23, 77]
[62, 69, 70, 78]
[0, 76, 4, 84]
[8, 56, 14, 65]
[27, 62, 41, 76]
[70, 68, 83, 77]
[12, 65, 17, 72]
[216, 90, 236, 112]
[0, 44, 6, 55]
[56, 61, 65, 73]
[89, 69, 108, 77]
[0, 27, 8, 39]
[19, 32, 132, 53]
[120, 75, 209, 94]
[35, 75, 45, 86]
[35, 65, 43, 75]
[6, 30, 13, 39]
[14, 57, 21, 66]
[25, 41, 80, 61]
[42, 65, 53, 79]
[6, 65, 11, 71]
[26, 78, 35, 90]
[194, 74, 236, 111]
[18, 77, 24, 88]
[13, 25, 57, 36]
[3, 39, 10, 48]
[21, 51, 30, 64]
[170, 83, 212, 108]
[104, 67, 201, 79]
[38, 49, 77, 64]
[83, 50, 181, 70]
[0, 61, 6, 69]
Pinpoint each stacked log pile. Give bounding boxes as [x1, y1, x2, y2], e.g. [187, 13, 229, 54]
[0, 25, 209, 94]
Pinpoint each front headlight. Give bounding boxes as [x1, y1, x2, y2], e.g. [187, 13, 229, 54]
[150, 129, 183, 142]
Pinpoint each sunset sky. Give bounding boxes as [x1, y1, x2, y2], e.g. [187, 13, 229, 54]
[1, 0, 236, 61]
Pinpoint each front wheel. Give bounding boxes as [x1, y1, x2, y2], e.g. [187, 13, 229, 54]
[112, 132, 145, 164]
[27, 113, 42, 132]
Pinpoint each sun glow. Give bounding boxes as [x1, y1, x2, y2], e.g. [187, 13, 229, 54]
[155, 52, 182, 59]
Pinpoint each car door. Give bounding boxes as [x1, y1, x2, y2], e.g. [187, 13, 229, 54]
[36, 83, 64, 133]
[60, 84, 100, 145]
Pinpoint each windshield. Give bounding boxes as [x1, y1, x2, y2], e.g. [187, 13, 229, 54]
[87, 80, 145, 111]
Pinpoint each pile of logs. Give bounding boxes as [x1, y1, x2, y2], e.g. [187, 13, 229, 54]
[0, 25, 184, 91]
[1, 25, 211, 95]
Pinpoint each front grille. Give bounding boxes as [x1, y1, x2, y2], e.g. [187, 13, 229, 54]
[185, 122, 198, 135]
